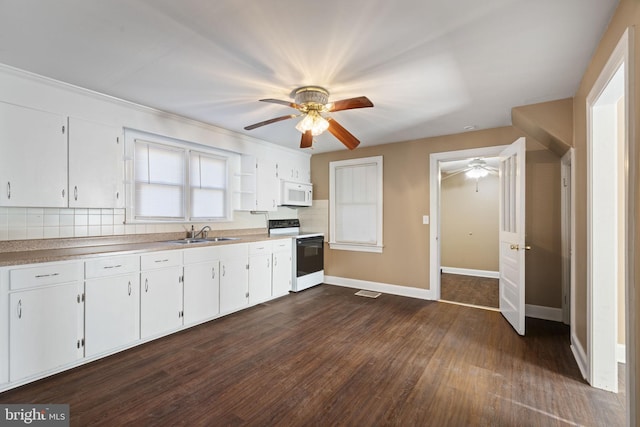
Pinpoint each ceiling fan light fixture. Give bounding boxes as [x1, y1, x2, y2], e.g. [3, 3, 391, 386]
[466, 167, 489, 179]
[295, 110, 329, 136]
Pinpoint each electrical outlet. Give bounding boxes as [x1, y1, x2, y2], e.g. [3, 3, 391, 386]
[422, 215, 429, 225]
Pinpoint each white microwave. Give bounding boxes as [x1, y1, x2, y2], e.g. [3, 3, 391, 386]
[281, 181, 313, 207]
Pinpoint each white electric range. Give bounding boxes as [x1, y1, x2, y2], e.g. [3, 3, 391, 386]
[268, 219, 324, 292]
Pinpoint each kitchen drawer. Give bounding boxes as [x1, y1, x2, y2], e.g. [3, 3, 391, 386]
[183, 246, 220, 265]
[220, 242, 249, 259]
[140, 250, 182, 270]
[10, 262, 83, 291]
[85, 255, 139, 279]
[249, 241, 272, 255]
[272, 239, 292, 251]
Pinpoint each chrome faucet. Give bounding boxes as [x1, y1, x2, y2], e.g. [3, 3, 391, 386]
[192, 225, 211, 239]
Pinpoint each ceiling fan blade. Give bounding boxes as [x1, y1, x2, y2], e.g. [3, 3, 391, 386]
[300, 130, 313, 149]
[244, 114, 297, 130]
[327, 118, 360, 150]
[328, 96, 374, 112]
[259, 98, 303, 110]
[442, 168, 471, 180]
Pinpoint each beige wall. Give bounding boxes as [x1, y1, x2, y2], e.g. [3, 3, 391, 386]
[441, 172, 499, 271]
[572, 0, 638, 421]
[525, 148, 562, 308]
[311, 126, 563, 308]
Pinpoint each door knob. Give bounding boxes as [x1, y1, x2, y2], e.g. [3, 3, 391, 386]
[510, 244, 532, 251]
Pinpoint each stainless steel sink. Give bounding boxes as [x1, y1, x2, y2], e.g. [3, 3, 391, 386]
[165, 236, 240, 244]
[203, 236, 240, 242]
[165, 238, 209, 244]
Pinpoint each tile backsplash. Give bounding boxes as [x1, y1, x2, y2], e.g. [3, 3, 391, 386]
[0, 207, 299, 241]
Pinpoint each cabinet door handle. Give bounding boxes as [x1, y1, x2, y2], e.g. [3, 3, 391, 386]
[222, 265, 226, 277]
[103, 264, 122, 269]
[154, 259, 169, 263]
[274, 256, 278, 266]
[74, 186, 78, 201]
[145, 278, 149, 292]
[212, 267, 216, 279]
[128, 281, 132, 296]
[17, 299, 22, 319]
[6, 181, 10, 200]
[267, 258, 270, 268]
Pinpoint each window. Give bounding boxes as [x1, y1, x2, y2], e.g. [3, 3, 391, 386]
[128, 130, 233, 222]
[134, 140, 186, 220]
[329, 156, 383, 253]
[189, 151, 228, 220]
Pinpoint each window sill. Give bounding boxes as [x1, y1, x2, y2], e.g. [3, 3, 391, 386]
[328, 242, 383, 253]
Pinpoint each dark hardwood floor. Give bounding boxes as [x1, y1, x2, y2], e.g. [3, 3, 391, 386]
[0, 285, 626, 426]
[441, 272, 499, 309]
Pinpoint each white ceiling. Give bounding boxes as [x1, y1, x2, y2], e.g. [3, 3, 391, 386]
[0, 0, 618, 153]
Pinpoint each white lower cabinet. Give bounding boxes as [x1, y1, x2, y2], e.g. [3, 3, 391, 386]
[272, 239, 293, 297]
[8, 262, 84, 382]
[249, 241, 273, 304]
[219, 243, 249, 314]
[183, 246, 220, 325]
[85, 273, 139, 357]
[1, 238, 294, 393]
[140, 251, 184, 339]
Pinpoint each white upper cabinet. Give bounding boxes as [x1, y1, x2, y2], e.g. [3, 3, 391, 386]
[68, 117, 123, 208]
[0, 102, 67, 207]
[256, 156, 279, 211]
[278, 155, 310, 184]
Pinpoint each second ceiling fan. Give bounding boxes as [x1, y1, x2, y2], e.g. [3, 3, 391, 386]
[244, 86, 373, 150]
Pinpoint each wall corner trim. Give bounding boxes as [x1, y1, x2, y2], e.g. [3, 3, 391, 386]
[441, 267, 499, 279]
[571, 334, 589, 381]
[525, 304, 563, 322]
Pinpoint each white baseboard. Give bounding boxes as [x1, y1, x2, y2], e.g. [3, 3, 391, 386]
[324, 276, 435, 300]
[525, 304, 563, 322]
[617, 343, 626, 364]
[571, 333, 588, 380]
[441, 267, 499, 279]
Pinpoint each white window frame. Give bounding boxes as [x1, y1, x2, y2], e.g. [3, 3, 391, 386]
[188, 150, 230, 221]
[125, 129, 234, 223]
[329, 156, 383, 253]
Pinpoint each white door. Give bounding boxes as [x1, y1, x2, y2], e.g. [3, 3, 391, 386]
[140, 267, 183, 339]
[68, 117, 124, 208]
[183, 261, 220, 325]
[249, 253, 272, 304]
[499, 137, 527, 335]
[85, 273, 140, 357]
[0, 102, 67, 207]
[9, 283, 83, 382]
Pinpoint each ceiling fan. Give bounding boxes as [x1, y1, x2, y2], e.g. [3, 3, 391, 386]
[442, 158, 498, 192]
[244, 86, 373, 150]
[442, 158, 498, 188]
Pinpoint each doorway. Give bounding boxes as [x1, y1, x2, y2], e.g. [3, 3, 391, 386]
[429, 145, 506, 303]
[586, 27, 632, 408]
[439, 156, 500, 310]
